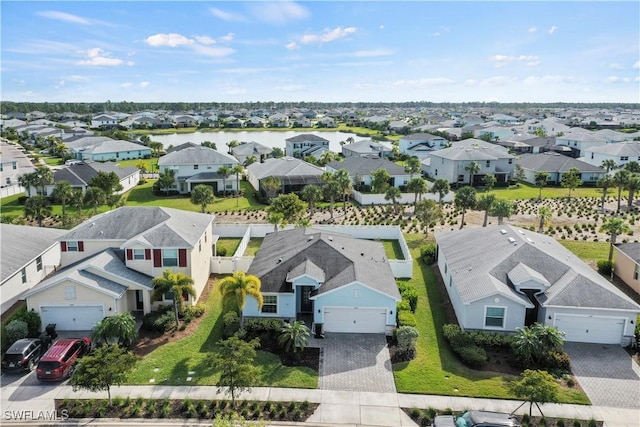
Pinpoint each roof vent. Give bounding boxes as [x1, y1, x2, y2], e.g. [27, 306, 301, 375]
[361, 252, 365, 256]
[328, 236, 333, 241]
[526, 238, 534, 243]
[508, 237, 517, 244]
[308, 235, 313, 241]
[500, 229, 507, 235]
[277, 258, 282, 264]
[518, 230, 525, 235]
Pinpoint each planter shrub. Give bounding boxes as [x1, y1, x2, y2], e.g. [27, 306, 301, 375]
[397, 310, 417, 327]
[5, 319, 28, 344]
[12, 308, 42, 337]
[419, 243, 437, 264]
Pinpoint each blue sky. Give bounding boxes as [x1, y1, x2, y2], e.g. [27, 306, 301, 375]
[2, 1, 639, 103]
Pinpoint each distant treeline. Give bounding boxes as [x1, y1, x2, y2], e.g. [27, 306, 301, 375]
[1, 101, 638, 115]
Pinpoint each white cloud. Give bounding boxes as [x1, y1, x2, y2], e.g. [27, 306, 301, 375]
[489, 54, 540, 68]
[220, 33, 235, 42]
[37, 10, 91, 25]
[604, 76, 632, 84]
[548, 26, 558, 35]
[209, 7, 247, 22]
[523, 75, 579, 85]
[432, 32, 441, 37]
[633, 61, 640, 69]
[608, 63, 624, 70]
[354, 48, 394, 57]
[145, 33, 194, 47]
[140, 82, 150, 88]
[55, 80, 65, 89]
[120, 82, 132, 88]
[528, 27, 537, 33]
[276, 84, 305, 91]
[392, 78, 456, 88]
[67, 75, 88, 82]
[300, 27, 357, 44]
[76, 48, 124, 66]
[379, 25, 384, 30]
[286, 41, 299, 50]
[250, 2, 309, 25]
[464, 79, 479, 87]
[195, 36, 216, 45]
[191, 44, 235, 57]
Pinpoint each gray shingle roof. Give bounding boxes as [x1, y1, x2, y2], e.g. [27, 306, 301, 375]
[285, 134, 329, 143]
[60, 206, 213, 248]
[247, 228, 400, 300]
[435, 225, 640, 311]
[516, 153, 604, 173]
[587, 141, 640, 156]
[0, 224, 66, 282]
[430, 139, 514, 161]
[616, 242, 640, 263]
[159, 146, 238, 167]
[327, 156, 406, 176]
[246, 157, 324, 180]
[82, 140, 150, 155]
[52, 162, 138, 187]
[342, 140, 392, 154]
[231, 141, 272, 156]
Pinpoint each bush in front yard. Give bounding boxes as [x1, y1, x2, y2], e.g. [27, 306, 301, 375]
[419, 243, 437, 264]
[396, 326, 419, 360]
[540, 350, 571, 372]
[243, 318, 282, 350]
[222, 311, 240, 338]
[397, 282, 418, 312]
[12, 308, 42, 337]
[456, 346, 487, 369]
[6, 319, 29, 344]
[442, 324, 487, 368]
[397, 310, 417, 327]
[142, 305, 174, 333]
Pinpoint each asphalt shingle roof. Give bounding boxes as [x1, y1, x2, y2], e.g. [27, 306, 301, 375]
[285, 134, 329, 143]
[430, 139, 514, 161]
[52, 162, 138, 186]
[159, 146, 238, 166]
[247, 157, 324, 180]
[616, 242, 640, 263]
[327, 156, 406, 176]
[516, 153, 604, 173]
[587, 141, 640, 156]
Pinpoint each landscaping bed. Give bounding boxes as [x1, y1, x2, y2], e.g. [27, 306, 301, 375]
[56, 398, 317, 422]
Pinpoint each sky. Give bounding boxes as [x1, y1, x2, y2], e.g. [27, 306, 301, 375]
[1, 1, 639, 104]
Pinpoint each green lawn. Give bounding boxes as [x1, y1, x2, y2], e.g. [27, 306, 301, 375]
[244, 238, 263, 256]
[491, 182, 604, 200]
[216, 238, 242, 256]
[377, 239, 404, 260]
[559, 240, 611, 264]
[127, 278, 317, 388]
[42, 156, 62, 166]
[0, 193, 111, 224]
[117, 158, 158, 172]
[393, 234, 590, 404]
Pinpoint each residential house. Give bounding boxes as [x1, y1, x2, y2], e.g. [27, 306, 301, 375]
[583, 141, 640, 170]
[613, 243, 640, 297]
[316, 117, 337, 128]
[231, 141, 273, 165]
[399, 133, 450, 158]
[497, 135, 556, 154]
[23, 207, 215, 330]
[490, 114, 520, 124]
[158, 146, 240, 194]
[515, 153, 605, 185]
[90, 114, 118, 129]
[1, 224, 65, 314]
[326, 156, 411, 189]
[75, 139, 151, 162]
[474, 125, 518, 141]
[246, 157, 323, 194]
[342, 139, 393, 158]
[285, 134, 330, 158]
[34, 162, 140, 197]
[436, 226, 640, 345]
[243, 228, 401, 334]
[554, 129, 629, 158]
[422, 139, 515, 185]
[244, 117, 266, 128]
[0, 156, 19, 188]
[269, 113, 290, 128]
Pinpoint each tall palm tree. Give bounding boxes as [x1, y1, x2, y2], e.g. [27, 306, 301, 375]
[384, 186, 402, 214]
[601, 217, 631, 264]
[35, 165, 54, 196]
[465, 161, 480, 186]
[18, 172, 40, 197]
[430, 178, 450, 204]
[51, 181, 74, 226]
[626, 174, 640, 210]
[84, 187, 105, 214]
[24, 195, 52, 227]
[598, 174, 614, 211]
[477, 194, 496, 227]
[218, 271, 263, 323]
[454, 186, 476, 229]
[300, 184, 323, 217]
[321, 172, 341, 220]
[407, 177, 428, 206]
[537, 206, 552, 232]
[490, 199, 514, 225]
[190, 184, 215, 213]
[334, 169, 352, 211]
[71, 189, 84, 215]
[404, 157, 422, 179]
[218, 165, 232, 196]
[267, 211, 283, 234]
[613, 169, 631, 212]
[601, 159, 617, 174]
[231, 164, 244, 206]
[151, 270, 196, 329]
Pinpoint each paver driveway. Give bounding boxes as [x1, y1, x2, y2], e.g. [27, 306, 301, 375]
[312, 333, 396, 393]
[564, 342, 640, 409]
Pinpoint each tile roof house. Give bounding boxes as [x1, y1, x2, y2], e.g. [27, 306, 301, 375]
[244, 228, 401, 334]
[326, 156, 411, 189]
[0, 224, 65, 314]
[515, 152, 606, 185]
[23, 207, 215, 331]
[436, 225, 640, 345]
[246, 157, 324, 194]
[34, 162, 140, 197]
[613, 243, 640, 297]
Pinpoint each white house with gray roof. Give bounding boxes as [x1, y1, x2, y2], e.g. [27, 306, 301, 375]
[243, 228, 401, 334]
[398, 133, 450, 158]
[342, 139, 393, 158]
[583, 141, 640, 170]
[23, 207, 215, 331]
[230, 141, 272, 164]
[285, 134, 330, 158]
[246, 157, 324, 194]
[436, 225, 640, 345]
[515, 153, 605, 185]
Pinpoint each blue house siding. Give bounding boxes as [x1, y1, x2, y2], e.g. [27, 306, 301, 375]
[85, 149, 152, 162]
[243, 293, 296, 319]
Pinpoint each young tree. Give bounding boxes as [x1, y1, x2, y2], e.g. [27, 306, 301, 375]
[151, 270, 196, 329]
[512, 369, 559, 418]
[267, 211, 284, 234]
[226, 139, 239, 154]
[205, 336, 259, 409]
[318, 151, 335, 166]
[321, 172, 341, 220]
[148, 141, 164, 157]
[598, 174, 614, 211]
[84, 187, 105, 214]
[300, 184, 323, 217]
[244, 155, 257, 167]
[190, 184, 215, 213]
[454, 186, 476, 229]
[71, 189, 84, 216]
[514, 164, 526, 182]
[537, 206, 552, 232]
[260, 176, 281, 200]
[625, 161, 640, 173]
[269, 193, 306, 225]
[218, 165, 232, 196]
[24, 195, 52, 227]
[18, 172, 40, 197]
[490, 199, 513, 225]
[601, 217, 631, 263]
[135, 160, 148, 174]
[430, 178, 450, 204]
[404, 156, 422, 179]
[384, 186, 402, 214]
[414, 199, 442, 236]
[91, 312, 137, 347]
[482, 173, 497, 192]
[271, 147, 284, 158]
[534, 171, 550, 200]
[370, 168, 391, 194]
[278, 321, 310, 355]
[201, 140, 217, 150]
[157, 169, 176, 196]
[89, 171, 123, 196]
[231, 164, 244, 205]
[407, 177, 428, 206]
[465, 161, 480, 186]
[218, 271, 263, 323]
[613, 169, 631, 212]
[51, 181, 74, 226]
[560, 167, 582, 198]
[334, 169, 353, 211]
[476, 194, 496, 227]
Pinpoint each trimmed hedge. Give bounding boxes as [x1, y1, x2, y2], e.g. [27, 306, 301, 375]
[397, 310, 417, 327]
[442, 324, 487, 368]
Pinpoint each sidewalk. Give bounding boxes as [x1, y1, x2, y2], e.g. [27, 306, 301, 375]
[2, 383, 639, 426]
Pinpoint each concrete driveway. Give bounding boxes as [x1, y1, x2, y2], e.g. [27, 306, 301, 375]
[564, 342, 640, 409]
[312, 333, 396, 393]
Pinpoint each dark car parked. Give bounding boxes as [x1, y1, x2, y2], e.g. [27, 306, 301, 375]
[434, 411, 522, 427]
[1, 337, 51, 373]
[36, 337, 91, 381]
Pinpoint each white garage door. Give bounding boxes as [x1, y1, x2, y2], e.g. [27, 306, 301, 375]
[323, 307, 387, 334]
[555, 314, 625, 344]
[41, 306, 105, 331]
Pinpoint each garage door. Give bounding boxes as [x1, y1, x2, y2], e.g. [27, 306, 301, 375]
[41, 306, 105, 331]
[323, 307, 387, 334]
[554, 314, 625, 344]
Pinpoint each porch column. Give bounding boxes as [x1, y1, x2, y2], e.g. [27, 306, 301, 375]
[143, 291, 152, 314]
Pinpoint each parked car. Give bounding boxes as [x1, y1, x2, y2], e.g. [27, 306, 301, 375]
[1, 337, 51, 373]
[434, 411, 521, 427]
[36, 337, 91, 381]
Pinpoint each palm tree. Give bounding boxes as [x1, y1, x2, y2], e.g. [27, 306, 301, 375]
[218, 165, 232, 196]
[407, 177, 428, 206]
[190, 184, 215, 213]
[151, 270, 196, 329]
[267, 211, 284, 234]
[384, 186, 402, 214]
[91, 312, 137, 347]
[35, 165, 54, 196]
[534, 171, 550, 200]
[231, 164, 244, 206]
[318, 151, 335, 166]
[300, 184, 323, 217]
[537, 206, 552, 232]
[321, 172, 341, 220]
[83, 187, 105, 214]
[334, 169, 352, 211]
[490, 199, 513, 225]
[430, 178, 450, 204]
[24, 195, 52, 227]
[613, 169, 631, 212]
[18, 172, 40, 197]
[598, 174, 614, 211]
[477, 194, 496, 227]
[218, 271, 263, 323]
[404, 156, 422, 179]
[601, 217, 631, 264]
[601, 159, 617, 174]
[626, 174, 640, 210]
[454, 186, 476, 229]
[51, 181, 74, 226]
[244, 155, 258, 167]
[482, 173, 497, 192]
[278, 321, 310, 356]
[465, 161, 480, 186]
[71, 189, 84, 216]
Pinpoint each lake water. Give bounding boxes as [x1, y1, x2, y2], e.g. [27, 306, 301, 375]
[151, 130, 362, 154]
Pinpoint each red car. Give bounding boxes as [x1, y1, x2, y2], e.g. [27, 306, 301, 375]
[36, 337, 91, 381]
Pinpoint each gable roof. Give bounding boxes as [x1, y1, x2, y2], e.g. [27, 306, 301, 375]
[586, 141, 640, 156]
[246, 157, 324, 180]
[516, 153, 604, 173]
[82, 139, 150, 155]
[436, 225, 640, 311]
[430, 139, 514, 161]
[327, 156, 406, 176]
[158, 146, 238, 167]
[59, 206, 213, 248]
[342, 139, 392, 154]
[247, 228, 400, 300]
[52, 162, 138, 187]
[285, 134, 329, 143]
[615, 242, 640, 264]
[231, 141, 273, 156]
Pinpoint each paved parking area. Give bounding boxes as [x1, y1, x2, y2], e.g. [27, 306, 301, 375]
[564, 342, 640, 409]
[311, 333, 396, 393]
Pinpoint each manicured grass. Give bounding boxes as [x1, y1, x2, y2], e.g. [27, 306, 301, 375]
[216, 238, 242, 256]
[42, 156, 62, 166]
[127, 277, 317, 388]
[117, 158, 158, 172]
[378, 239, 404, 260]
[559, 240, 611, 264]
[0, 193, 111, 224]
[244, 238, 263, 256]
[394, 234, 590, 404]
[491, 182, 604, 200]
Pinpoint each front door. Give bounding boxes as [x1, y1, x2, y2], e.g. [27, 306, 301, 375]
[300, 286, 313, 313]
[135, 290, 144, 311]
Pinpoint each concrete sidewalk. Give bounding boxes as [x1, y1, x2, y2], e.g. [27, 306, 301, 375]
[3, 382, 639, 426]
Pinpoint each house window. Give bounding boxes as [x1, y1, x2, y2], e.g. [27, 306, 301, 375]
[449, 276, 452, 287]
[634, 264, 640, 280]
[5, 177, 10, 185]
[262, 295, 277, 314]
[621, 156, 629, 161]
[65, 286, 76, 300]
[133, 249, 145, 260]
[353, 289, 359, 298]
[508, 158, 513, 164]
[435, 169, 438, 176]
[485, 307, 505, 328]
[591, 153, 594, 159]
[199, 241, 202, 252]
[67, 241, 79, 252]
[36, 256, 42, 271]
[163, 290, 174, 301]
[21, 268, 27, 284]
[486, 160, 490, 167]
[162, 249, 178, 267]
[457, 175, 464, 182]
[194, 165, 199, 170]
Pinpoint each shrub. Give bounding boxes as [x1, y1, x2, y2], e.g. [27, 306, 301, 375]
[12, 308, 41, 337]
[400, 287, 418, 313]
[6, 319, 28, 344]
[541, 350, 571, 372]
[397, 310, 416, 327]
[396, 326, 419, 360]
[456, 346, 487, 368]
[396, 300, 411, 312]
[597, 260, 613, 276]
[442, 324, 487, 368]
[142, 305, 174, 333]
[222, 311, 240, 338]
[419, 243, 437, 264]
[566, 377, 575, 388]
[243, 318, 282, 348]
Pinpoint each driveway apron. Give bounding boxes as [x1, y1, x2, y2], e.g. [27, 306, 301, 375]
[313, 333, 397, 393]
[564, 342, 640, 409]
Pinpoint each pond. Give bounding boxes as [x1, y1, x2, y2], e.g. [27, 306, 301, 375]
[151, 130, 364, 154]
